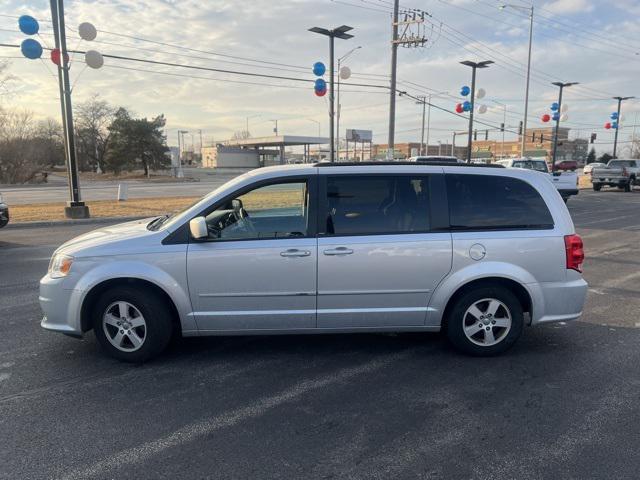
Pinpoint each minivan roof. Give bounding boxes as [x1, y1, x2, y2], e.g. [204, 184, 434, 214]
[314, 161, 504, 168]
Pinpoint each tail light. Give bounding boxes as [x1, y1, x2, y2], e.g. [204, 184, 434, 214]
[564, 234, 584, 272]
[622, 167, 629, 177]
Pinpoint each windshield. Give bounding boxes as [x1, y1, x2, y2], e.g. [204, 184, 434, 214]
[512, 160, 549, 173]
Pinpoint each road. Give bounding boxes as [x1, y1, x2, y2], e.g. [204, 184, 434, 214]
[1, 190, 639, 479]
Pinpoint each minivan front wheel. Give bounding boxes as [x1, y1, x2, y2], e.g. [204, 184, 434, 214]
[93, 286, 173, 362]
[446, 286, 523, 356]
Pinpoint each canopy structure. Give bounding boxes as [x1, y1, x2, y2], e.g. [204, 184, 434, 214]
[224, 135, 329, 164]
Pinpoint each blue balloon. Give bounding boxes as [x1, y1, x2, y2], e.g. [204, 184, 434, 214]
[552, 113, 560, 121]
[20, 38, 42, 59]
[460, 86, 470, 96]
[314, 78, 326, 91]
[550, 102, 559, 111]
[18, 15, 39, 35]
[313, 62, 326, 76]
[462, 101, 471, 112]
[610, 112, 619, 120]
[612, 121, 618, 129]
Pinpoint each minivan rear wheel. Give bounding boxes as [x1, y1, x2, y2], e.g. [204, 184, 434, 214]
[93, 286, 173, 362]
[445, 286, 523, 356]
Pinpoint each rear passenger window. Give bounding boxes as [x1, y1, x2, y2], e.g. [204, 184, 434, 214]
[324, 176, 430, 235]
[446, 174, 553, 230]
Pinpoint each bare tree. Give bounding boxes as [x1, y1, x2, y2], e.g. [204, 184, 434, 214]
[0, 108, 48, 184]
[232, 130, 252, 140]
[75, 94, 116, 172]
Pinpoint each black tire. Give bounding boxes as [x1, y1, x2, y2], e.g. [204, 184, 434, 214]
[93, 286, 174, 362]
[445, 285, 524, 356]
[624, 182, 632, 192]
[593, 184, 602, 191]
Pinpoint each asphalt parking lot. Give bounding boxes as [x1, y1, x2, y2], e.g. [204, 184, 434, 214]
[1, 189, 639, 479]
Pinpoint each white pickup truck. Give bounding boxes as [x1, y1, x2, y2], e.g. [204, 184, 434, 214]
[496, 158, 579, 202]
[591, 159, 639, 192]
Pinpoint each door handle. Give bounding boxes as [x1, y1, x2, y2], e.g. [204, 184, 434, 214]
[323, 247, 354, 256]
[280, 249, 311, 257]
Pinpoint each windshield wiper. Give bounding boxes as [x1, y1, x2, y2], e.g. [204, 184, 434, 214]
[147, 214, 170, 231]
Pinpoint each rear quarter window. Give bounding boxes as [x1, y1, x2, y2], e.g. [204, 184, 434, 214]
[446, 174, 554, 230]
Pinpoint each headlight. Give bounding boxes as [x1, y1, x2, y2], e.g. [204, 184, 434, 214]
[48, 254, 73, 278]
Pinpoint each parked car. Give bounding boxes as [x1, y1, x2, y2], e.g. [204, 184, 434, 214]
[40, 162, 587, 362]
[583, 162, 605, 175]
[552, 160, 578, 172]
[496, 158, 578, 202]
[0, 194, 9, 228]
[409, 155, 462, 164]
[591, 159, 640, 192]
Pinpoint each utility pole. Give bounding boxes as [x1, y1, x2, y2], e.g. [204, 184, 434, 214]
[550, 82, 578, 170]
[417, 96, 426, 155]
[270, 119, 279, 136]
[387, 8, 428, 160]
[177, 130, 188, 178]
[416, 91, 447, 156]
[612, 96, 635, 158]
[309, 25, 354, 162]
[460, 60, 493, 163]
[50, 0, 89, 218]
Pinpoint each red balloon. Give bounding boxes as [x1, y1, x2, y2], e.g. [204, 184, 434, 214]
[315, 87, 327, 97]
[455, 103, 464, 113]
[604, 122, 611, 130]
[50, 48, 68, 66]
[541, 114, 551, 123]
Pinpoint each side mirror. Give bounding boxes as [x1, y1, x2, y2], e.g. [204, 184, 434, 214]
[189, 216, 208, 239]
[231, 198, 243, 212]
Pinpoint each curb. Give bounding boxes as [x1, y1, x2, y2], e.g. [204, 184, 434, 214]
[5, 215, 146, 230]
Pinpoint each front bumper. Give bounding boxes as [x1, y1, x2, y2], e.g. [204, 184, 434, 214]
[532, 277, 588, 325]
[39, 274, 84, 337]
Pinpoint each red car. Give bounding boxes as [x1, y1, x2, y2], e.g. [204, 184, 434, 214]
[552, 160, 578, 172]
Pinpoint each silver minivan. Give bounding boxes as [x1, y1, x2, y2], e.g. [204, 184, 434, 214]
[40, 163, 588, 362]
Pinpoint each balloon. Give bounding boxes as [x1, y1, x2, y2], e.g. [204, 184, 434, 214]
[20, 38, 42, 59]
[460, 86, 470, 96]
[560, 113, 568, 122]
[550, 102, 559, 111]
[475, 88, 486, 100]
[455, 103, 464, 113]
[612, 121, 618, 129]
[541, 114, 551, 122]
[78, 22, 97, 41]
[477, 104, 487, 114]
[50, 48, 69, 66]
[312, 61, 326, 76]
[339, 66, 351, 80]
[314, 78, 326, 91]
[85, 50, 104, 69]
[315, 87, 327, 97]
[610, 112, 619, 120]
[462, 101, 471, 112]
[18, 15, 39, 35]
[604, 122, 611, 129]
[552, 113, 560, 121]
[561, 104, 569, 113]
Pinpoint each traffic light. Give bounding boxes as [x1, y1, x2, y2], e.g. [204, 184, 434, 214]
[473, 130, 477, 140]
[590, 133, 597, 144]
[518, 121, 523, 136]
[485, 130, 488, 140]
[500, 123, 504, 132]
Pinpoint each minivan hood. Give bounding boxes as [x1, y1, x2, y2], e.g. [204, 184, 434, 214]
[55, 217, 159, 257]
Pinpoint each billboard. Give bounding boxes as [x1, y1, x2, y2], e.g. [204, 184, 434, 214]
[346, 129, 372, 142]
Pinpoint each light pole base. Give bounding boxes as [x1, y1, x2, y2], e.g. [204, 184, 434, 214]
[64, 202, 90, 219]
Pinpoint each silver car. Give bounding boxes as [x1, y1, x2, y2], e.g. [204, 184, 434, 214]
[40, 162, 588, 362]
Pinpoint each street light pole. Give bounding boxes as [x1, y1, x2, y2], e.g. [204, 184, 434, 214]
[551, 82, 578, 170]
[246, 114, 260, 136]
[417, 96, 426, 155]
[309, 25, 354, 163]
[491, 100, 507, 159]
[460, 60, 493, 163]
[337, 45, 361, 159]
[612, 96, 635, 158]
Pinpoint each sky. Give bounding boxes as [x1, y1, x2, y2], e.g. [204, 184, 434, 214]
[0, 0, 639, 156]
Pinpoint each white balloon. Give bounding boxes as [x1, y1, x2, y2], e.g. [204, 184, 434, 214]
[339, 66, 351, 80]
[78, 22, 97, 41]
[561, 103, 569, 113]
[560, 113, 568, 122]
[619, 114, 625, 121]
[85, 50, 103, 69]
[477, 104, 488, 114]
[475, 88, 486, 100]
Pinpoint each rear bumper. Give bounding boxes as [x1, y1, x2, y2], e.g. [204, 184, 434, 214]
[531, 278, 588, 325]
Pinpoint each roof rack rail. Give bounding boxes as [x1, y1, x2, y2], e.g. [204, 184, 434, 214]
[313, 161, 504, 168]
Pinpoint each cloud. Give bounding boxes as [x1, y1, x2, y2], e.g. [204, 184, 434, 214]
[542, 0, 595, 14]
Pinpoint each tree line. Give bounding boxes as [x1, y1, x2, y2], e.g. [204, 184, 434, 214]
[0, 94, 170, 184]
